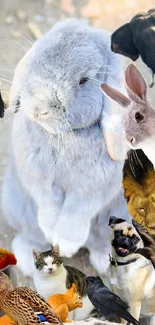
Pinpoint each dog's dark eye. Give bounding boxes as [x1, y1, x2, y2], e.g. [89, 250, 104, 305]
[115, 230, 122, 237]
[132, 236, 139, 244]
[79, 78, 88, 86]
[135, 112, 144, 123]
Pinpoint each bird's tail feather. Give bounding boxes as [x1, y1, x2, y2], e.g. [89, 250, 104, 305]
[122, 310, 139, 325]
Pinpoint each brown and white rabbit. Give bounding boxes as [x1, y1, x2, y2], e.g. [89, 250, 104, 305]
[101, 63, 155, 169]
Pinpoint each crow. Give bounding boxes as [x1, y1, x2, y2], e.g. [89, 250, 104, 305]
[0, 91, 5, 118]
[111, 8, 155, 87]
[86, 276, 139, 325]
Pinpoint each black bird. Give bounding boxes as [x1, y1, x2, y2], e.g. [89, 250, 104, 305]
[111, 8, 155, 87]
[86, 276, 139, 325]
[0, 91, 5, 118]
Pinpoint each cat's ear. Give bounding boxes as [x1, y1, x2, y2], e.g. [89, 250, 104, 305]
[32, 249, 41, 261]
[125, 63, 147, 101]
[101, 83, 131, 107]
[53, 244, 60, 256]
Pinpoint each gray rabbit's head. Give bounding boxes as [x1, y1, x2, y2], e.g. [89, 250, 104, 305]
[10, 19, 121, 134]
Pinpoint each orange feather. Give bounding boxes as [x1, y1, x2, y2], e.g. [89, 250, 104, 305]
[0, 249, 17, 270]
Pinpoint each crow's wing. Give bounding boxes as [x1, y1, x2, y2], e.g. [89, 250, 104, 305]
[94, 287, 129, 310]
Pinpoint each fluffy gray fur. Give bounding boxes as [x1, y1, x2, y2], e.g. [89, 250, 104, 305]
[1, 19, 131, 276]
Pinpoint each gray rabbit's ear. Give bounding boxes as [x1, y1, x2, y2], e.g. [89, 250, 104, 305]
[103, 113, 127, 162]
[101, 83, 130, 107]
[125, 63, 147, 101]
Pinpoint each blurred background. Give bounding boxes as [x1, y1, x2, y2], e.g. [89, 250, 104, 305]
[0, 0, 155, 286]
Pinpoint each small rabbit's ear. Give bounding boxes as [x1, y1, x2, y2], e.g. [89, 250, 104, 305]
[101, 83, 130, 107]
[125, 63, 147, 101]
[102, 112, 128, 161]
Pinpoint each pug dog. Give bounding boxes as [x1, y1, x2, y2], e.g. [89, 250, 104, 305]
[103, 216, 155, 324]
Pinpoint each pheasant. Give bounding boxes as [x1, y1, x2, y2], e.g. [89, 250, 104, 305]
[0, 272, 63, 325]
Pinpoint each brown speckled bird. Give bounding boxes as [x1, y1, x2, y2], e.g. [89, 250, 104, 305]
[0, 272, 63, 325]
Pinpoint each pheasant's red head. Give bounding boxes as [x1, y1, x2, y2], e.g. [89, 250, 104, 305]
[0, 248, 17, 270]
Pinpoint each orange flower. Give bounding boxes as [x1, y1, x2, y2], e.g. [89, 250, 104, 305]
[0, 248, 17, 270]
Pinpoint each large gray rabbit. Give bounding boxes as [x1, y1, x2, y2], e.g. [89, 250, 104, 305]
[1, 19, 131, 276]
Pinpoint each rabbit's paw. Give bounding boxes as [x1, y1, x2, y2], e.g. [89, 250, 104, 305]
[52, 232, 80, 257]
[89, 249, 110, 274]
[11, 234, 34, 277]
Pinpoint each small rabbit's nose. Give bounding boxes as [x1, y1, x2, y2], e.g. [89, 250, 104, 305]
[130, 137, 135, 144]
[127, 136, 135, 145]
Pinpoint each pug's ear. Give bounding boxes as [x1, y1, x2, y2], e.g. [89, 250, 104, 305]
[109, 216, 126, 227]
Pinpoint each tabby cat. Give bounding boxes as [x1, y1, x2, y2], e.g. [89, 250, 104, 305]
[123, 149, 155, 234]
[32, 245, 93, 320]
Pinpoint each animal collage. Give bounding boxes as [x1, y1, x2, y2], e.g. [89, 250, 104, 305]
[1, 6, 155, 325]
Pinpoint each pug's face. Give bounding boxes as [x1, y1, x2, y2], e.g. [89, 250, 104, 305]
[109, 217, 143, 257]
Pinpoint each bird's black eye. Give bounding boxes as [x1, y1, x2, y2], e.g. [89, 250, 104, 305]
[135, 112, 144, 123]
[79, 78, 88, 86]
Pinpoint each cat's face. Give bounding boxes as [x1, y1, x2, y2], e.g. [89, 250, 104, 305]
[33, 245, 62, 274]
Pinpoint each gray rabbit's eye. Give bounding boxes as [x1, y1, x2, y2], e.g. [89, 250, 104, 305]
[135, 112, 144, 123]
[79, 78, 88, 86]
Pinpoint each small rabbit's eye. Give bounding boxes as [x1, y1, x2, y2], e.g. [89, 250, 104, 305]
[135, 112, 144, 123]
[79, 78, 88, 86]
